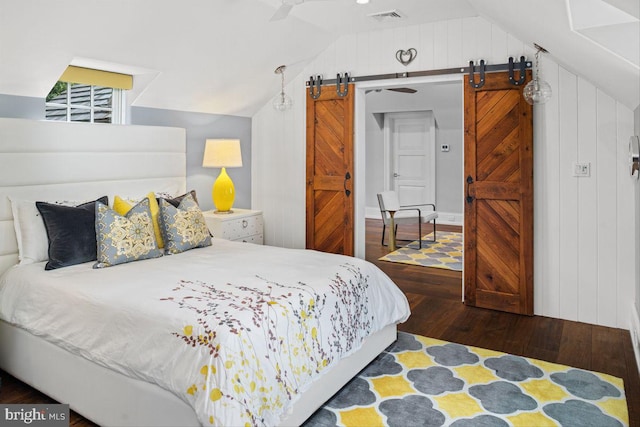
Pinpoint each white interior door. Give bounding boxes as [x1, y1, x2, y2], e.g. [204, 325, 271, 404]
[384, 111, 436, 206]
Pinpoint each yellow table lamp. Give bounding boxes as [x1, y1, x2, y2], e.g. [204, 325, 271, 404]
[202, 139, 242, 213]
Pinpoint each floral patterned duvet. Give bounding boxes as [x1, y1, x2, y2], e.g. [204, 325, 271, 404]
[0, 238, 410, 426]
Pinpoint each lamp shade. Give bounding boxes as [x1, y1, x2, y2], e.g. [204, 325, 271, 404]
[202, 139, 242, 168]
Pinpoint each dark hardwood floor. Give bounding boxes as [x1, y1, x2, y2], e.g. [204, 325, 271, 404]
[1, 218, 638, 426]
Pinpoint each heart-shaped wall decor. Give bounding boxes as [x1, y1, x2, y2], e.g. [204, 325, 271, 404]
[396, 48, 417, 66]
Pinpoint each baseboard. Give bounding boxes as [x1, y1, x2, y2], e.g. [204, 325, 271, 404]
[365, 206, 463, 226]
[630, 302, 640, 376]
[434, 212, 464, 226]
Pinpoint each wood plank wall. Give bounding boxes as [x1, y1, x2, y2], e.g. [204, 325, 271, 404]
[251, 16, 637, 330]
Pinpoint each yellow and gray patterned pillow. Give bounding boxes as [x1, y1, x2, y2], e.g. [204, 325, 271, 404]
[159, 193, 211, 255]
[113, 193, 164, 248]
[94, 198, 163, 268]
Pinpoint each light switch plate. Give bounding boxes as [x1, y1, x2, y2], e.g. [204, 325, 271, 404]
[573, 162, 590, 177]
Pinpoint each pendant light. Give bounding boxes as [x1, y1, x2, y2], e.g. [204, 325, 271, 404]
[273, 65, 293, 111]
[523, 44, 552, 105]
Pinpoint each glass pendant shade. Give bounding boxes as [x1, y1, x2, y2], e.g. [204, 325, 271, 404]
[523, 44, 552, 105]
[523, 78, 552, 105]
[273, 65, 292, 111]
[273, 91, 293, 111]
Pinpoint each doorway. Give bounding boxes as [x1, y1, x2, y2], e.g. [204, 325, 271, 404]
[354, 75, 464, 258]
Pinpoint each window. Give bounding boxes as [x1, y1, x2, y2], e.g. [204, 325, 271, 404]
[45, 66, 132, 124]
[46, 83, 123, 123]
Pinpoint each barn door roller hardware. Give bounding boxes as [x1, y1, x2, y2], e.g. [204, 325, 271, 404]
[468, 60, 486, 88]
[305, 58, 532, 89]
[509, 56, 527, 86]
[336, 73, 349, 97]
[308, 75, 322, 99]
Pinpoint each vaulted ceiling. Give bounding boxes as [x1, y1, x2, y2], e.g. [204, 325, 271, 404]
[0, 0, 637, 117]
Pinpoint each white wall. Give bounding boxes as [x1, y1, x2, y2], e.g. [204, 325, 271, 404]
[364, 112, 385, 210]
[251, 16, 636, 330]
[536, 63, 635, 329]
[435, 128, 464, 217]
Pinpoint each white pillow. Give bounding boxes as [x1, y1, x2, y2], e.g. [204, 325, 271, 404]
[10, 198, 49, 264]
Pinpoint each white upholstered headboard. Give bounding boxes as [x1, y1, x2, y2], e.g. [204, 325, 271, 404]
[0, 118, 186, 276]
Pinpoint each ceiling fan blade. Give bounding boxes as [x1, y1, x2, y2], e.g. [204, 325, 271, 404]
[387, 87, 417, 94]
[270, 3, 293, 21]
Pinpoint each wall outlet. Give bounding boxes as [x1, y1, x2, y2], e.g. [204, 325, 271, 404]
[573, 162, 591, 177]
[441, 144, 450, 152]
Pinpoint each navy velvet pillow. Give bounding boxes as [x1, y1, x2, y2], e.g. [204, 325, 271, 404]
[36, 196, 108, 270]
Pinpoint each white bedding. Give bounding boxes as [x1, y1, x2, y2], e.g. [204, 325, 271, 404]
[0, 239, 410, 426]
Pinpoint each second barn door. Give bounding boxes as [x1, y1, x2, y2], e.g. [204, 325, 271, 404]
[464, 70, 534, 315]
[306, 84, 354, 256]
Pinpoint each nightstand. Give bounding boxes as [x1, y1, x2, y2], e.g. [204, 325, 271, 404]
[203, 209, 263, 244]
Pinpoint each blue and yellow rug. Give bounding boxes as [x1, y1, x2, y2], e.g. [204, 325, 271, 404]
[304, 332, 628, 427]
[379, 232, 463, 271]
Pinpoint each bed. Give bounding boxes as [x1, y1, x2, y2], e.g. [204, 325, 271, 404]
[0, 118, 410, 426]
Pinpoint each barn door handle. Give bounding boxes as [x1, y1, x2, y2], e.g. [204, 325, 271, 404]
[466, 175, 474, 203]
[344, 171, 351, 197]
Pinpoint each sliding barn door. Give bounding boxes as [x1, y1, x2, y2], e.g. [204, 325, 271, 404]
[306, 85, 354, 256]
[464, 70, 534, 315]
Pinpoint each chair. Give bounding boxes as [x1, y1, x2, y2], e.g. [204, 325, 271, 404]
[377, 191, 438, 249]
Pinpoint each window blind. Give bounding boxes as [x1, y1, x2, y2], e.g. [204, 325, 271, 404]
[59, 66, 133, 90]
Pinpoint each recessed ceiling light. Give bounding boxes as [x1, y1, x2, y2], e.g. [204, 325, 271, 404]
[356, 0, 370, 4]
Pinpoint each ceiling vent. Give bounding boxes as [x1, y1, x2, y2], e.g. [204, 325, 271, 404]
[368, 9, 406, 22]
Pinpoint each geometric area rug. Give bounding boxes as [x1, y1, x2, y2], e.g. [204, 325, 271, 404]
[303, 332, 628, 427]
[379, 232, 463, 272]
